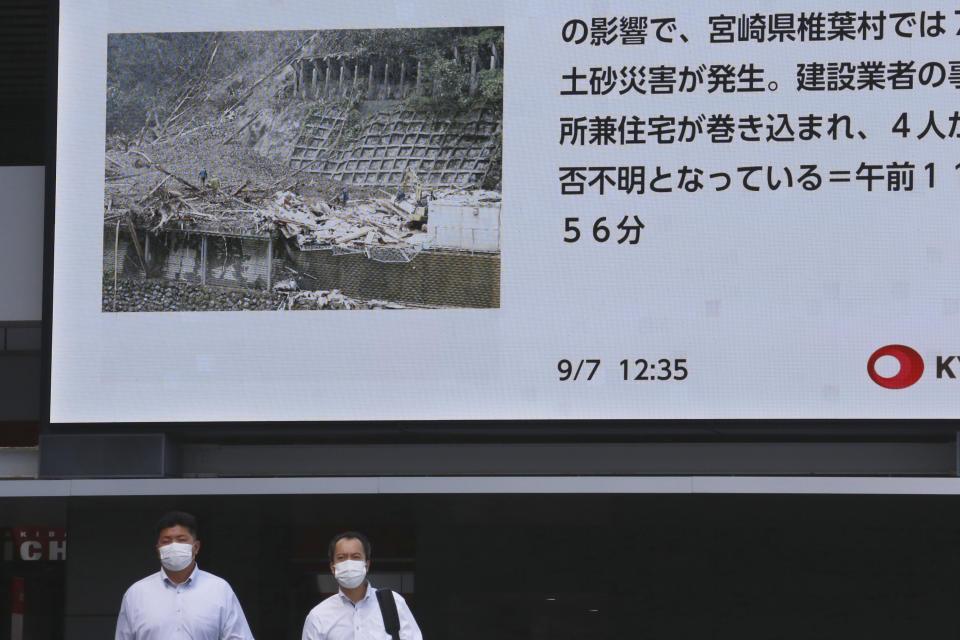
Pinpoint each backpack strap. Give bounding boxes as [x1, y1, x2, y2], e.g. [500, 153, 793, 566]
[376, 589, 401, 640]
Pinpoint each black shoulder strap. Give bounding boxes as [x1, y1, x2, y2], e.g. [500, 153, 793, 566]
[376, 589, 401, 640]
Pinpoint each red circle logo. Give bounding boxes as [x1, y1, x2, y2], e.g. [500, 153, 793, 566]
[867, 345, 924, 389]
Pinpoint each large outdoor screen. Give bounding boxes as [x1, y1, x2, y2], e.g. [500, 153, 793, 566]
[49, 0, 960, 422]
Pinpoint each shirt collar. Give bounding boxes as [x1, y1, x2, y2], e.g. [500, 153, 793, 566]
[160, 563, 199, 587]
[338, 581, 375, 604]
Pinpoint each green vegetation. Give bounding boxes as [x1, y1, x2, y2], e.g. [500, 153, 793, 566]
[107, 27, 503, 135]
[401, 27, 503, 117]
[107, 31, 300, 135]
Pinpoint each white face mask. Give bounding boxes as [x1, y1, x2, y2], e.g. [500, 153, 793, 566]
[334, 559, 367, 589]
[159, 542, 195, 572]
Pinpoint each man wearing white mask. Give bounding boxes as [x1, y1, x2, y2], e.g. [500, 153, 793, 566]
[302, 531, 423, 640]
[115, 511, 255, 640]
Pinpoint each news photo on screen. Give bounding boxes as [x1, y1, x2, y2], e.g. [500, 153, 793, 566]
[103, 27, 502, 313]
[49, 0, 960, 422]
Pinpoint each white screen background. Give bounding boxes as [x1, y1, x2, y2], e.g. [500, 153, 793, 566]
[51, 0, 960, 421]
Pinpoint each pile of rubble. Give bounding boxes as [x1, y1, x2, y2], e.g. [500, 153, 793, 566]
[108, 181, 277, 238]
[278, 288, 406, 310]
[425, 189, 501, 205]
[255, 187, 500, 255]
[105, 141, 501, 261]
[104, 142, 287, 237]
[258, 190, 433, 251]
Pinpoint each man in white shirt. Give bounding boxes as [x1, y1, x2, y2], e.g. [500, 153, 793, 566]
[302, 531, 423, 640]
[115, 511, 255, 640]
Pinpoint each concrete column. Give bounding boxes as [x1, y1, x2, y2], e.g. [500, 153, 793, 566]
[399, 62, 406, 98]
[416, 60, 422, 96]
[338, 63, 345, 96]
[324, 63, 331, 98]
[367, 64, 375, 99]
[383, 62, 390, 99]
[353, 63, 359, 92]
[311, 63, 318, 98]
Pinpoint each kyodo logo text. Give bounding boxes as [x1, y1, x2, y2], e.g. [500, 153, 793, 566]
[867, 345, 958, 389]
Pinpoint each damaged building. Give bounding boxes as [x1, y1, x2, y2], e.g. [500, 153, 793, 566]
[103, 27, 503, 312]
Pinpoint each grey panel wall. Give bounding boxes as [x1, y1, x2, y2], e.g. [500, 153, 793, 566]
[0, 353, 40, 420]
[181, 442, 959, 477]
[0, 167, 44, 321]
[0, 1, 47, 165]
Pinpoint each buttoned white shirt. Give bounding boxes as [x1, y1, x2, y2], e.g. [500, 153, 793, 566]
[115, 565, 254, 640]
[302, 583, 422, 640]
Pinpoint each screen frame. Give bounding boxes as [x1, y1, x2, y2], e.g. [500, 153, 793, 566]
[39, 0, 960, 438]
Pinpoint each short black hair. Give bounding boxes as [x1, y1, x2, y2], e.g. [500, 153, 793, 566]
[154, 511, 199, 541]
[328, 531, 371, 563]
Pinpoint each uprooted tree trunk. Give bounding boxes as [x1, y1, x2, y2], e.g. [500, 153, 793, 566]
[128, 150, 202, 192]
